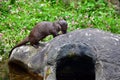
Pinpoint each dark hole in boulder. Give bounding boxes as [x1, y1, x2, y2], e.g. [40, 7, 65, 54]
[56, 55, 95, 80]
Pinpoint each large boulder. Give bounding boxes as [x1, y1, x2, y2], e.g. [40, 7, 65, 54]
[8, 28, 120, 80]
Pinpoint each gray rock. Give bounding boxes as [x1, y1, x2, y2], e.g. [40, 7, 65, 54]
[8, 28, 120, 80]
[8, 44, 46, 80]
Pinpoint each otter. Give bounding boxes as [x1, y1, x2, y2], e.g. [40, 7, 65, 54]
[9, 20, 68, 57]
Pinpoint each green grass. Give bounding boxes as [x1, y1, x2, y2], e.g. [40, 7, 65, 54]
[0, 0, 120, 57]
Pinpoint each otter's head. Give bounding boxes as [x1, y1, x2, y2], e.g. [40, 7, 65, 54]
[58, 20, 68, 34]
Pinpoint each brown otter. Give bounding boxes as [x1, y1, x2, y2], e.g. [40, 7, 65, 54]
[9, 20, 68, 57]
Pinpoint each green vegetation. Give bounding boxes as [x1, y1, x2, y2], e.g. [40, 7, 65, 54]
[0, 0, 120, 58]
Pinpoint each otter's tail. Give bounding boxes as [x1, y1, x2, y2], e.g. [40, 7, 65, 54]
[9, 37, 29, 57]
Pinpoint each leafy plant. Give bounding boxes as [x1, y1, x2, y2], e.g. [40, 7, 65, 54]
[0, 0, 120, 58]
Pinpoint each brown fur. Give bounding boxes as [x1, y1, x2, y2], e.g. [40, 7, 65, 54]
[9, 20, 68, 57]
